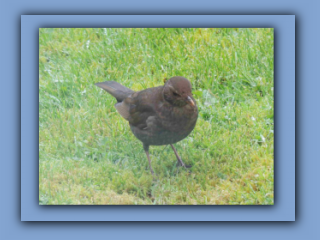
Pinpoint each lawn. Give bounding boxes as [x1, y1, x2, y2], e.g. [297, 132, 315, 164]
[39, 28, 274, 205]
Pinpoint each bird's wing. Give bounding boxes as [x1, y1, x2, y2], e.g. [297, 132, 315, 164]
[115, 86, 163, 130]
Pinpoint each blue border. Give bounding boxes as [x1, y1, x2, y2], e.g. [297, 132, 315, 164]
[21, 15, 294, 221]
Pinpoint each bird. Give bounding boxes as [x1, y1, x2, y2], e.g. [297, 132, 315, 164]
[95, 76, 198, 175]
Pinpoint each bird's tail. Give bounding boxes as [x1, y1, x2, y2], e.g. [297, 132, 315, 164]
[95, 81, 134, 102]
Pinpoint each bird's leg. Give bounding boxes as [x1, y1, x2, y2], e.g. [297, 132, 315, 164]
[143, 144, 154, 175]
[170, 144, 186, 168]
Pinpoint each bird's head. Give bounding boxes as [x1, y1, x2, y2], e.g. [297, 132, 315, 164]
[163, 76, 196, 107]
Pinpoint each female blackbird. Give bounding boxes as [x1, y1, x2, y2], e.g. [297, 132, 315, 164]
[95, 76, 198, 175]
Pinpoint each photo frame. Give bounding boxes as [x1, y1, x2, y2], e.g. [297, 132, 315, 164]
[22, 15, 295, 221]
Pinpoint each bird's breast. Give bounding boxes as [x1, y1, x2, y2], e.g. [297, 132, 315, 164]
[157, 104, 198, 133]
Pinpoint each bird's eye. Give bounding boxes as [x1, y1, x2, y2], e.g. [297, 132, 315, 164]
[173, 92, 180, 97]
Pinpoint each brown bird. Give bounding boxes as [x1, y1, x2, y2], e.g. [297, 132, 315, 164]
[95, 76, 198, 175]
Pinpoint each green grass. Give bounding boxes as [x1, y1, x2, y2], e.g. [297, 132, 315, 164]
[39, 28, 274, 205]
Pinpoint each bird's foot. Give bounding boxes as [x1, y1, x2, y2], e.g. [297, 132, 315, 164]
[177, 161, 192, 168]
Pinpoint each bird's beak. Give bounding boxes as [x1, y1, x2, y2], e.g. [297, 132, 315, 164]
[186, 96, 195, 106]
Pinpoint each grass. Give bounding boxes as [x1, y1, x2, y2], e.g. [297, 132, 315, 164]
[39, 28, 274, 205]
